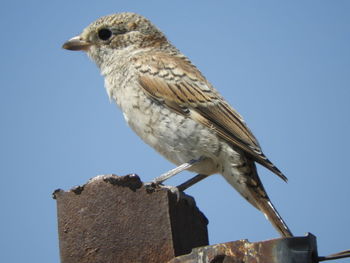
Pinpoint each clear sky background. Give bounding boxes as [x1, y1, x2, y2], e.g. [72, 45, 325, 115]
[1, 1, 349, 262]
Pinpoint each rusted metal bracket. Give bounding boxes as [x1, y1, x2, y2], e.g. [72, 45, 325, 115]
[169, 233, 318, 263]
[53, 174, 350, 263]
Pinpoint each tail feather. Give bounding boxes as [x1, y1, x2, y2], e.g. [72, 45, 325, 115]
[247, 166, 293, 237]
[257, 197, 293, 237]
[221, 158, 293, 237]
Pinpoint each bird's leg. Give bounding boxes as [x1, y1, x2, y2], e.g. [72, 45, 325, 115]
[177, 174, 209, 191]
[151, 157, 204, 185]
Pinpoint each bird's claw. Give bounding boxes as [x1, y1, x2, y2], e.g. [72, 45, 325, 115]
[144, 182, 182, 201]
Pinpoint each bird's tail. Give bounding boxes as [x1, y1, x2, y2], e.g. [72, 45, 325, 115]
[254, 193, 293, 237]
[222, 159, 293, 237]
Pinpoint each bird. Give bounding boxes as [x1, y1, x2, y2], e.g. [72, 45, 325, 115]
[62, 12, 293, 237]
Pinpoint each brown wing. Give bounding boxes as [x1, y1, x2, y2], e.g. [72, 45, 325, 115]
[134, 52, 287, 181]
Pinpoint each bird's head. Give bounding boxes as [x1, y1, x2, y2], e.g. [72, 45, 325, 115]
[62, 13, 168, 66]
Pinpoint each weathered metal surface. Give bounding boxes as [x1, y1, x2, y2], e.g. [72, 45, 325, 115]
[168, 233, 318, 263]
[53, 174, 208, 263]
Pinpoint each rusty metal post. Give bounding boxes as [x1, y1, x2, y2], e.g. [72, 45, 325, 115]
[53, 174, 209, 263]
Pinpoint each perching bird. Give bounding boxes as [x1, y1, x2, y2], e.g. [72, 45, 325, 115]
[63, 12, 293, 237]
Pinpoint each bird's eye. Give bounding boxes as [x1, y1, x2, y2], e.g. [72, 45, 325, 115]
[98, 28, 112, 40]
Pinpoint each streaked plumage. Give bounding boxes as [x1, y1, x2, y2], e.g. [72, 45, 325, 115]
[63, 12, 293, 237]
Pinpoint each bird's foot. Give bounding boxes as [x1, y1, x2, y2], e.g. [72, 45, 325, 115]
[144, 181, 182, 201]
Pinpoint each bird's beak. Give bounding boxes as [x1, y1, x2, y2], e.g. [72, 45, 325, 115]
[62, 36, 91, 51]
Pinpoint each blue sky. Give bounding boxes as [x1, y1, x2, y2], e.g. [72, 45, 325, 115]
[1, 1, 349, 262]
